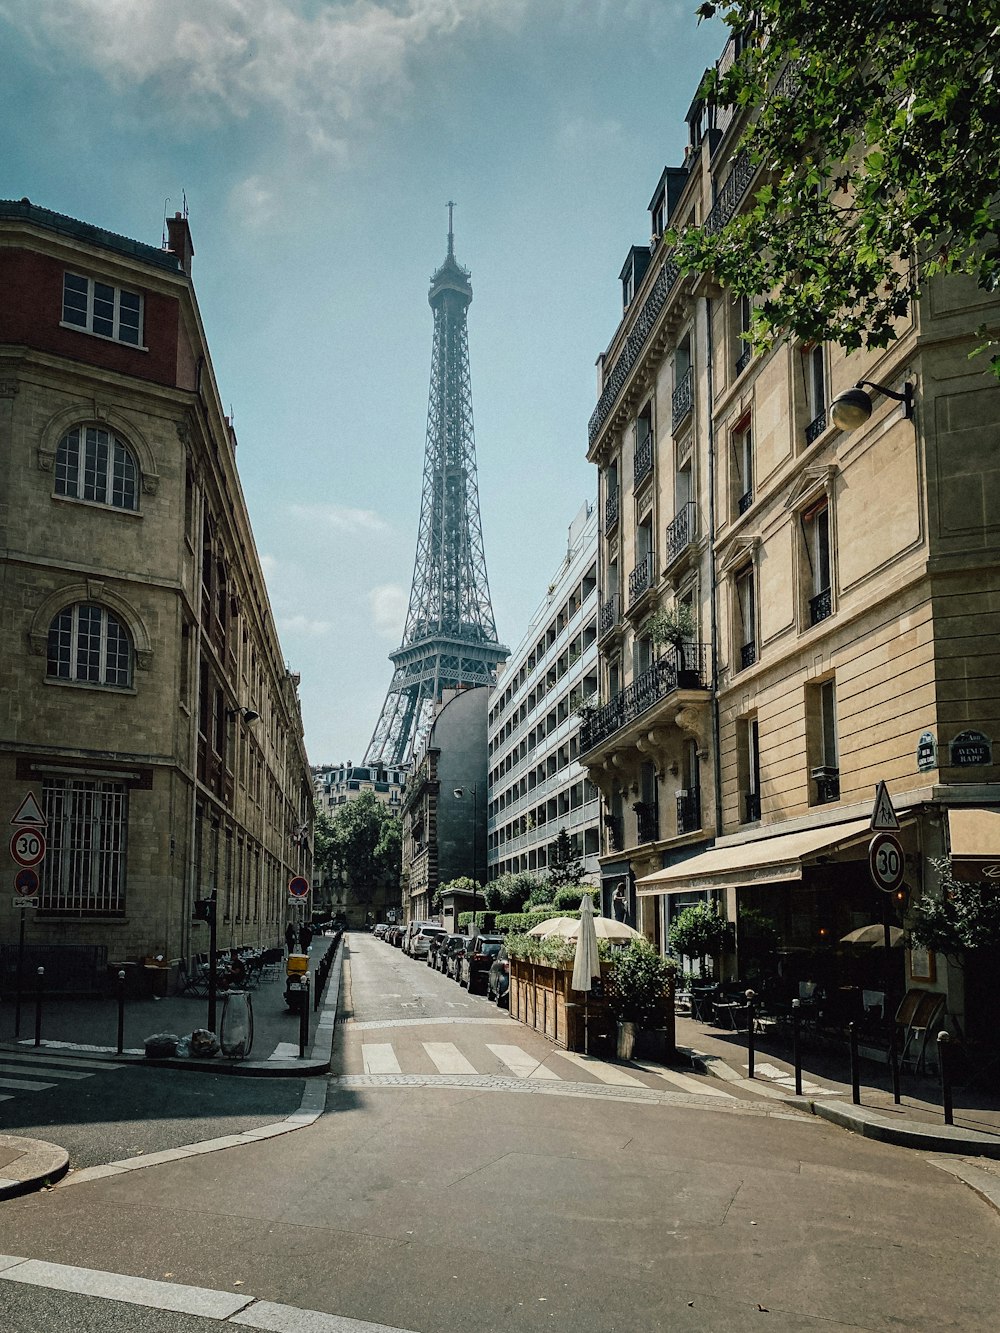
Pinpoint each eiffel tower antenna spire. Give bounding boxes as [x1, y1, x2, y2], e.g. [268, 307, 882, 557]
[365, 212, 508, 768]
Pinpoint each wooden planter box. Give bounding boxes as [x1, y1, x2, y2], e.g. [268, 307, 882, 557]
[509, 958, 676, 1058]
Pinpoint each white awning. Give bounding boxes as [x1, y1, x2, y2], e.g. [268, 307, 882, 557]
[948, 807, 1000, 880]
[635, 817, 874, 896]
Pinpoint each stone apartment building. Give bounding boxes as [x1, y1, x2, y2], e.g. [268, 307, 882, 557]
[0, 200, 314, 987]
[487, 501, 603, 894]
[582, 38, 1000, 1031]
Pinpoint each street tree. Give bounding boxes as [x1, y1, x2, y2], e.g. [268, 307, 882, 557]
[546, 827, 585, 891]
[315, 792, 401, 913]
[909, 858, 1000, 965]
[667, 902, 734, 977]
[675, 2, 1000, 373]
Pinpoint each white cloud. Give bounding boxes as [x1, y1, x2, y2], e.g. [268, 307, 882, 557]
[288, 502, 390, 535]
[277, 612, 332, 636]
[2, 0, 531, 154]
[370, 583, 408, 640]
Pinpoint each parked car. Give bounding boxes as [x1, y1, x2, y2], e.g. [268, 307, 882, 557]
[426, 931, 449, 967]
[402, 921, 434, 956]
[437, 934, 467, 975]
[388, 926, 404, 947]
[446, 937, 469, 980]
[485, 945, 510, 1006]
[373, 923, 388, 939]
[459, 935, 504, 992]
[410, 926, 446, 960]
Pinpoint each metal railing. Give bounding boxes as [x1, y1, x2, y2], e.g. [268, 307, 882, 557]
[605, 486, 619, 533]
[738, 488, 754, 516]
[671, 365, 694, 432]
[628, 550, 655, 604]
[580, 643, 708, 754]
[665, 501, 697, 563]
[736, 346, 752, 376]
[805, 411, 827, 445]
[634, 801, 660, 845]
[677, 787, 701, 835]
[598, 594, 619, 640]
[740, 641, 757, 671]
[633, 433, 654, 488]
[809, 587, 833, 625]
[744, 791, 761, 823]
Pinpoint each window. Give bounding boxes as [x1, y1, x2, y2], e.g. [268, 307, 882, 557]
[733, 295, 752, 375]
[62, 272, 142, 345]
[735, 565, 756, 670]
[55, 426, 138, 511]
[732, 419, 753, 516]
[40, 777, 127, 916]
[738, 716, 761, 822]
[803, 502, 833, 624]
[809, 678, 840, 803]
[47, 604, 133, 687]
[805, 345, 827, 442]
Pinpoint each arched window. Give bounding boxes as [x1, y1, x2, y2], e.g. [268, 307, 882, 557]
[54, 426, 139, 511]
[47, 603, 133, 687]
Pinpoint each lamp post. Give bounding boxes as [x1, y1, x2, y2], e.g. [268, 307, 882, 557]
[453, 785, 478, 930]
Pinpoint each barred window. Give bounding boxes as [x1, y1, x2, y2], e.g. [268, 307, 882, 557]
[55, 426, 138, 511]
[62, 272, 142, 346]
[47, 603, 133, 687]
[40, 777, 128, 916]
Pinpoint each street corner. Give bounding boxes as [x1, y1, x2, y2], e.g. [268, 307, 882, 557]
[0, 1133, 68, 1201]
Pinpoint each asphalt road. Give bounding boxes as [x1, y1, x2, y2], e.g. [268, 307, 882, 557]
[0, 933, 998, 1332]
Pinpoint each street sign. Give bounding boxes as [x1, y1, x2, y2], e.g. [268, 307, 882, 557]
[13, 868, 39, 896]
[11, 896, 37, 908]
[288, 875, 309, 898]
[950, 729, 992, 767]
[10, 828, 45, 868]
[10, 791, 45, 827]
[916, 731, 937, 772]
[869, 832, 905, 894]
[869, 781, 900, 832]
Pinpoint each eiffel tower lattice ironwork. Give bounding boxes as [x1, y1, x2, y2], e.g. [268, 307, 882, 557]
[365, 209, 508, 768]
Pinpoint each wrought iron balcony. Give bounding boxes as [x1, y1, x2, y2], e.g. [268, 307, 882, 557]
[809, 586, 833, 625]
[671, 365, 694, 432]
[633, 800, 660, 845]
[633, 432, 654, 488]
[805, 411, 827, 445]
[665, 501, 697, 564]
[738, 489, 754, 516]
[598, 594, 619, 640]
[579, 643, 708, 754]
[740, 641, 757, 671]
[605, 486, 620, 533]
[603, 814, 624, 853]
[677, 787, 701, 835]
[736, 346, 752, 376]
[628, 550, 655, 605]
[744, 791, 761, 823]
[812, 765, 840, 804]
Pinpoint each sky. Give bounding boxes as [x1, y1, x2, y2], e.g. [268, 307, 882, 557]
[1, 0, 723, 765]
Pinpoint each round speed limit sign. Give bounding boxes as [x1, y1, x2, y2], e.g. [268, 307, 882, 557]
[868, 832, 904, 894]
[10, 828, 46, 868]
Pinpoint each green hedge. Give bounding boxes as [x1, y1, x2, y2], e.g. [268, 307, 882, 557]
[457, 911, 498, 931]
[494, 909, 581, 934]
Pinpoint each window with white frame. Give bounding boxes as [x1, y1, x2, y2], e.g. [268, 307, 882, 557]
[40, 776, 128, 916]
[47, 603, 133, 687]
[62, 272, 143, 346]
[55, 426, 139, 510]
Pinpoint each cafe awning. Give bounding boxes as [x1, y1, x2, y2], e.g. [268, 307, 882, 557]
[948, 807, 1000, 881]
[635, 816, 874, 896]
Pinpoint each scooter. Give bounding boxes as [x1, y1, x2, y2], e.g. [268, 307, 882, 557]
[284, 952, 310, 1012]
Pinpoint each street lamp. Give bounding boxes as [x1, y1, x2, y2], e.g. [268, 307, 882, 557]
[830, 379, 913, 431]
[453, 785, 478, 930]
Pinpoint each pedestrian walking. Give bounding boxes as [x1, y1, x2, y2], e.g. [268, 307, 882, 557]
[299, 923, 313, 952]
[285, 922, 297, 955]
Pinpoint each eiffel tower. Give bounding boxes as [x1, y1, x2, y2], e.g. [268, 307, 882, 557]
[365, 206, 508, 768]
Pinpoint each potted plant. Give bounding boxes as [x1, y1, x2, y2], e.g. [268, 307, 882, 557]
[606, 939, 675, 1059]
[647, 604, 699, 686]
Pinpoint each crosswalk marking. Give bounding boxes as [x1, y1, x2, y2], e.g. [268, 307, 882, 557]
[0, 1076, 58, 1092]
[362, 1043, 402, 1074]
[423, 1042, 478, 1075]
[754, 1062, 839, 1096]
[5, 1053, 110, 1071]
[0, 1063, 92, 1081]
[485, 1044, 560, 1080]
[638, 1065, 733, 1098]
[554, 1051, 646, 1086]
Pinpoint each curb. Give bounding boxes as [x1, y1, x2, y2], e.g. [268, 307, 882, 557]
[0, 1135, 69, 1200]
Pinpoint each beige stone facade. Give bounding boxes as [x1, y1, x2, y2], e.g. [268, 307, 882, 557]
[581, 40, 1000, 1032]
[0, 201, 314, 987]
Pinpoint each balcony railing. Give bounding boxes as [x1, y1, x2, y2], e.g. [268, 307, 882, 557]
[665, 501, 697, 563]
[805, 411, 827, 445]
[671, 365, 694, 432]
[628, 550, 655, 605]
[738, 488, 754, 516]
[812, 765, 840, 804]
[598, 594, 619, 640]
[603, 814, 624, 853]
[740, 640, 757, 671]
[633, 432, 654, 488]
[633, 801, 660, 845]
[605, 486, 620, 533]
[736, 346, 752, 375]
[677, 787, 701, 835]
[809, 586, 833, 625]
[744, 791, 761, 823]
[580, 643, 708, 753]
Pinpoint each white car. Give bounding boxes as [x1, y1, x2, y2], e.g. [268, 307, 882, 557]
[410, 926, 446, 959]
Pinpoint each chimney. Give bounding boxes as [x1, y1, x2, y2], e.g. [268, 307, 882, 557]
[166, 212, 194, 276]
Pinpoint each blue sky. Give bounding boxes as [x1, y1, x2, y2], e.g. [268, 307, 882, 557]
[2, 0, 722, 764]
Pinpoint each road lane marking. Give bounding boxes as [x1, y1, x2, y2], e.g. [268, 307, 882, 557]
[423, 1042, 478, 1074]
[0, 1052, 119, 1070]
[0, 1063, 92, 1080]
[554, 1051, 646, 1086]
[486, 1044, 561, 1079]
[0, 1076, 57, 1091]
[362, 1043, 402, 1074]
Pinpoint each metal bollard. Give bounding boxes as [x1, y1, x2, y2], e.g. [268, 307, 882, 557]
[745, 989, 756, 1079]
[888, 1020, 901, 1105]
[298, 978, 310, 1058]
[34, 966, 44, 1048]
[791, 999, 802, 1096]
[849, 1022, 861, 1105]
[938, 1031, 953, 1126]
[117, 969, 127, 1055]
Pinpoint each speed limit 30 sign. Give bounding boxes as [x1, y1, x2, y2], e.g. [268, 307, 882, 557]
[10, 827, 46, 869]
[868, 832, 905, 894]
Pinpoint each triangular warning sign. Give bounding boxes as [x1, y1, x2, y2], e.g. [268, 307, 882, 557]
[870, 781, 900, 832]
[11, 791, 46, 827]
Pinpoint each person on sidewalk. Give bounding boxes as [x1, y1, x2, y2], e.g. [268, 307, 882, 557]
[285, 922, 297, 955]
[299, 923, 313, 953]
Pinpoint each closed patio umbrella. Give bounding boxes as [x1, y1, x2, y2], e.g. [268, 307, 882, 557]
[572, 894, 601, 993]
[840, 924, 905, 947]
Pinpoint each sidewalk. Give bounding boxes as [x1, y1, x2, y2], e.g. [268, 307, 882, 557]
[0, 938, 343, 1077]
[676, 1012, 1000, 1160]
